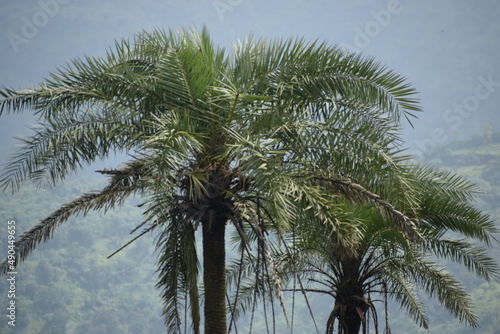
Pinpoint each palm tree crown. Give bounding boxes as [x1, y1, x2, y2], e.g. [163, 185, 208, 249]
[0, 27, 444, 333]
[268, 164, 497, 334]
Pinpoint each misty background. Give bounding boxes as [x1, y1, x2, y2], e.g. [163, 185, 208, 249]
[0, 1, 499, 333]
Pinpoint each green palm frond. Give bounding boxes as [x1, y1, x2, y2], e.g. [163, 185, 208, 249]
[155, 211, 200, 334]
[411, 163, 479, 201]
[1, 109, 141, 191]
[426, 238, 498, 282]
[401, 256, 479, 327]
[230, 36, 420, 121]
[0, 160, 147, 274]
[419, 193, 496, 244]
[310, 176, 420, 240]
[384, 270, 429, 329]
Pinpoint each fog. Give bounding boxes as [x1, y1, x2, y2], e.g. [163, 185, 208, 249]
[0, 1, 499, 332]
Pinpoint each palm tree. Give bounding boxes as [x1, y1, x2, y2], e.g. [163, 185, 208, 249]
[271, 165, 498, 334]
[0, 27, 422, 333]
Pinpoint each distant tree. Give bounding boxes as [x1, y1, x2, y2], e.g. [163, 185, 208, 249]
[0, 27, 422, 333]
[272, 165, 498, 334]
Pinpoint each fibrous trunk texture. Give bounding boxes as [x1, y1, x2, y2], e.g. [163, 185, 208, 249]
[202, 218, 227, 334]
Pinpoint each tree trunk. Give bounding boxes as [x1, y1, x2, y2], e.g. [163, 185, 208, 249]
[343, 307, 363, 334]
[202, 218, 227, 334]
[337, 259, 366, 334]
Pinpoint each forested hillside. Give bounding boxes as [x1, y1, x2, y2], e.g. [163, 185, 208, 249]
[389, 130, 500, 333]
[1, 131, 499, 333]
[0, 177, 166, 333]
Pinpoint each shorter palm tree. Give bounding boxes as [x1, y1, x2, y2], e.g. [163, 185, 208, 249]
[250, 164, 499, 334]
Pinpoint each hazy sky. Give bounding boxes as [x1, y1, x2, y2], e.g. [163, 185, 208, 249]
[1, 0, 499, 163]
[1, 3, 498, 331]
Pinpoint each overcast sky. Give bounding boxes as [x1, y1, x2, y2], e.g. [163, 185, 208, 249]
[1, 0, 499, 164]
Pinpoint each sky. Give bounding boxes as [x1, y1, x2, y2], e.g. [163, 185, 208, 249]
[0, 1, 499, 331]
[1, 0, 499, 163]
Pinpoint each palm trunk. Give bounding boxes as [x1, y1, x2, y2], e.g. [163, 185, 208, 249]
[343, 307, 363, 334]
[202, 217, 227, 334]
[336, 259, 366, 334]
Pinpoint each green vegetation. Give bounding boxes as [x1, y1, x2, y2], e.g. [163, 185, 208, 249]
[227, 147, 498, 333]
[0, 27, 498, 333]
[0, 27, 423, 333]
[0, 177, 165, 333]
[382, 132, 500, 333]
[1, 133, 498, 333]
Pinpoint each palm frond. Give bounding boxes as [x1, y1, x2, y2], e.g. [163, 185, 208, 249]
[154, 210, 200, 334]
[240, 37, 421, 122]
[384, 270, 429, 329]
[401, 257, 479, 327]
[0, 185, 137, 275]
[426, 238, 498, 282]
[419, 194, 497, 245]
[0, 158, 149, 274]
[411, 163, 480, 202]
[1, 109, 140, 191]
[312, 176, 421, 240]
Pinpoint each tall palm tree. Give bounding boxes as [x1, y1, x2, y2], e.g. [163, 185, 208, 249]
[271, 165, 498, 334]
[0, 27, 422, 333]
